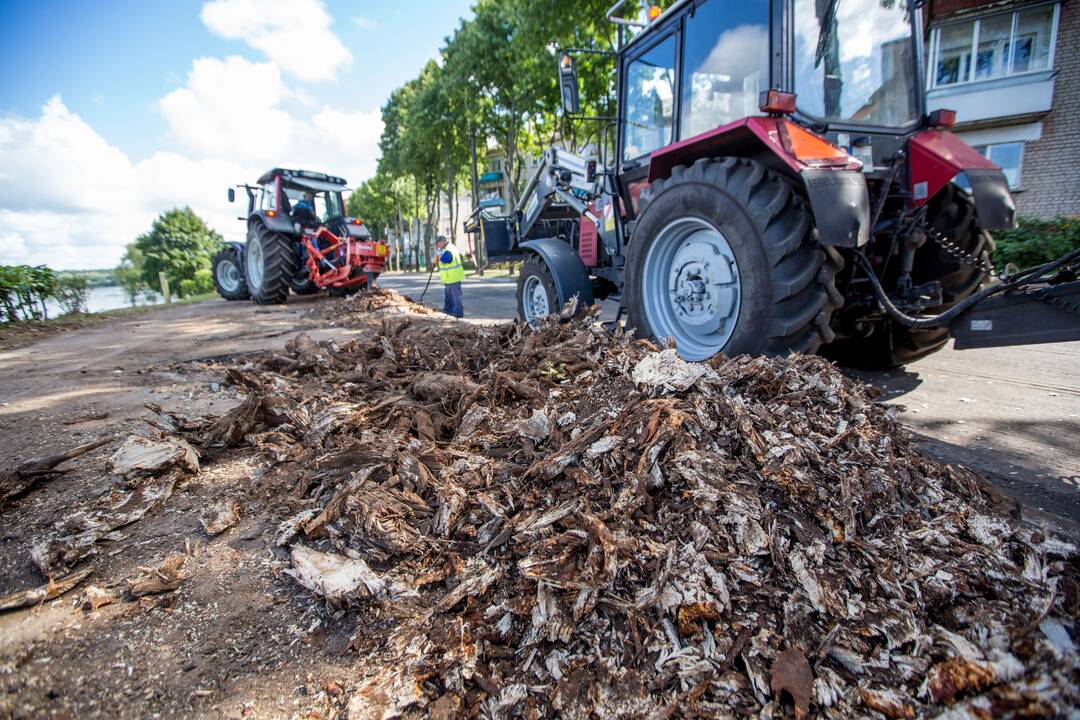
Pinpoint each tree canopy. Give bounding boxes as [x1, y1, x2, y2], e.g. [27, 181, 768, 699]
[354, 0, 617, 266]
[130, 207, 222, 298]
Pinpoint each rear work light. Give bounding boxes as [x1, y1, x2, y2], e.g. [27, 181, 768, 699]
[777, 120, 852, 167]
[759, 90, 796, 115]
[928, 109, 957, 128]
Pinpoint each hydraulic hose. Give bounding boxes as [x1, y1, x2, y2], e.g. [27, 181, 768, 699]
[854, 246, 1080, 329]
[418, 261, 438, 302]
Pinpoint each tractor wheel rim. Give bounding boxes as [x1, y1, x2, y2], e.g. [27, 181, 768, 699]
[247, 237, 264, 289]
[217, 258, 240, 292]
[522, 275, 550, 328]
[642, 216, 741, 361]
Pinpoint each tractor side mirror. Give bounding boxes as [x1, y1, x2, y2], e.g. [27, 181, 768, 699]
[558, 52, 580, 115]
[227, 188, 235, 203]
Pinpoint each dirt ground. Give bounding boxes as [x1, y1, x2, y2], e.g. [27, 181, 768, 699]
[0, 291, 1075, 718]
[0, 295, 389, 719]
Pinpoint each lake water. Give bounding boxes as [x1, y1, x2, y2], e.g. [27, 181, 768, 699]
[44, 285, 164, 317]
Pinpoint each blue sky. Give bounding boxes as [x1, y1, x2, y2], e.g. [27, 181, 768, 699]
[0, 0, 473, 268]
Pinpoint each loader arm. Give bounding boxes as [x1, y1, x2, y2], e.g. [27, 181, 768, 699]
[513, 148, 602, 246]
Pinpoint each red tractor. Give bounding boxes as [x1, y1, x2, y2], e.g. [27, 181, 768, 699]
[469, 0, 1079, 366]
[213, 168, 389, 304]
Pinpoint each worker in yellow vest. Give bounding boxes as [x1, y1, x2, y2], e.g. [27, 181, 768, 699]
[433, 235, 465, 318]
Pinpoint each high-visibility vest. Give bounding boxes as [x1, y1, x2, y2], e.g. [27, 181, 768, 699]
[437, 243, 465, 284]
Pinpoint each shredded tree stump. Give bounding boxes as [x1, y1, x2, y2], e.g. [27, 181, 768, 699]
[140, 292, 1079, 719]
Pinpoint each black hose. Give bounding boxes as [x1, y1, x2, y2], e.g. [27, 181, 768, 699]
[418, 262, 438, 302]
[854, 246, 1080, 329]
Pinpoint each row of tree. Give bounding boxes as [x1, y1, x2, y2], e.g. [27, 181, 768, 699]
[349, 0, 616, 268]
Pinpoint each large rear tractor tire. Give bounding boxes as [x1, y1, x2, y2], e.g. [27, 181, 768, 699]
[245, 222, 296, 305]
[626, 157, 842, 361]
[517, 256, 559, 328]
[822, 185, 993, 368]
[212, 246, 249, 301]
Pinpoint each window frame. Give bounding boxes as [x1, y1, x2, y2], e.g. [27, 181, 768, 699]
[617, 7, 685, 168]
[618, 27, 683, 165]
[927, 2, 1060, 90]
[783, 0, 926, 133]
[974, 141, 1025, 190]
[677, 0, 773, 141]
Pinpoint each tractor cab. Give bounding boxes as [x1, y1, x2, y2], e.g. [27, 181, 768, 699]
[607, 0, 922, 176]
[255, 168, 349, 229]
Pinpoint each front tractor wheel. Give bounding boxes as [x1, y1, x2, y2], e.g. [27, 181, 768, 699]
[212, 246, 249, 301]
[626, 157, 841, 361]
[517, 257, 558, 328]
[245, 222, 296, 304]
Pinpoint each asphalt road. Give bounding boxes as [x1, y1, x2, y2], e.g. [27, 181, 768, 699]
[380, 272, 1080, 534]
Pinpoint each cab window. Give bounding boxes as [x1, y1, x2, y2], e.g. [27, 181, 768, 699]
[259, 183, 276, 210]
[679, 0, 770, 138]
[622, 34, 677, 162]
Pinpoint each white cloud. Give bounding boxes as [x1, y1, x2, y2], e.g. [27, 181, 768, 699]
[353, 16, 378, 31]
[0, 96, 257, 269]
[160, 56, 292, 162]
[159, 56, 383, 188]
[200, 0, 351, 83]
[0, 66, 383, 270]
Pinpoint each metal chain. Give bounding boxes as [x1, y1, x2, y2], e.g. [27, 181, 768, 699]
[924, 224, 997, 277]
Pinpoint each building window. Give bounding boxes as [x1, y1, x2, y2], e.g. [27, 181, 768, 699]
[974, 142, 1024, 189]
[929, 4, 1058, 88]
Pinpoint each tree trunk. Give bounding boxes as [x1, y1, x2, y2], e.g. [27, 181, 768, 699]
[469, 123, 485, 274]
[447, 162, 457, 247]
[413, 181, 422, 272]
[395, 192, 404, 273]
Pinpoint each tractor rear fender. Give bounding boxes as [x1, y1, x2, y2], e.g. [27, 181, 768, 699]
[251, 210, 297, 236]
[908, 129, 1016, 230]
[520, 239, 595, 309]
[645, 116, 869, 247]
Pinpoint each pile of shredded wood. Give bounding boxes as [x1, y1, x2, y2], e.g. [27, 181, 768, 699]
[42, 292, 1079, 718]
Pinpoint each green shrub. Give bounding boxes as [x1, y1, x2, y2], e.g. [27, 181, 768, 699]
[53, 275, 90, 315]
[992, 216, 1080, 273]
[0, 265, 57, 322]
[178, 268, 214, 298]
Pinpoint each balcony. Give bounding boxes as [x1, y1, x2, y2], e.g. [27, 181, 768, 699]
[927, 70, 1056, 128]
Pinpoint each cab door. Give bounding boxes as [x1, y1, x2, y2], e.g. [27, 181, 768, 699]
[616, 25, 681, 219]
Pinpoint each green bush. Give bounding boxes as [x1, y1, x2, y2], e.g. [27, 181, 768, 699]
[993, 216, 1080, 273]
[0, 265, 57, 322]
[178, 268, 214, 298]
[53, 275, 90, 315]
[130, 207, 222, 299]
